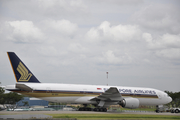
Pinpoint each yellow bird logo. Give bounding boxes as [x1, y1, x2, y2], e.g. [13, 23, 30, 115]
[17, 62, 32, 81]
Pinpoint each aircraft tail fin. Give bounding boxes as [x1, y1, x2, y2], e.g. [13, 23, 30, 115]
[7, 52, 40, 83]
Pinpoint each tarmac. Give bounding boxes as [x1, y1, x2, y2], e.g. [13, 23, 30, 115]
[0, 110, 179, 119]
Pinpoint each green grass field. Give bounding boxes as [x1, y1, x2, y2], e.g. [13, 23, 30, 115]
[110, 107, 156, 112]
[48, 113, 180, 120]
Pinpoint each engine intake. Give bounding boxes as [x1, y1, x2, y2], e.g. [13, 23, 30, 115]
[119, 98, 139, 109]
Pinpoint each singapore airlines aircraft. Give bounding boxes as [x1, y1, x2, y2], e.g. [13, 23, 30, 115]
[6, 52, 172, 112]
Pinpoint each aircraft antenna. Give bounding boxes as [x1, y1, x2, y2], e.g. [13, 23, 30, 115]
[106, 72, 108, 86]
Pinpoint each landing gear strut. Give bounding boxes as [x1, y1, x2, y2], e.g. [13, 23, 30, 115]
[156, 105, 163, 113]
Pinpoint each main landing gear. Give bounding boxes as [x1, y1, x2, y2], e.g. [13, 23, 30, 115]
[78, 107, 92, 111]
[78, 107, 107, 112]
[78, 104, 107, 112]
[93, 108, 107, 112]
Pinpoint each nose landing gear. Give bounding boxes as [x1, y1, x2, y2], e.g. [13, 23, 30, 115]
[155, 105, 164, 113]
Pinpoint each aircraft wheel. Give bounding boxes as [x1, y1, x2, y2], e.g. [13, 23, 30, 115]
[100, 108, 103, 112]
[93, 108, 107, 112]
[155, 110, 159, 113]
[103, 108, 107, 112]
[175, 109, 180, 113]
[93, 108, 97, 111]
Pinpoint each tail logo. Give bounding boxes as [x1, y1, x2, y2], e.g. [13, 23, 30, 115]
[17, 62, 32, 81]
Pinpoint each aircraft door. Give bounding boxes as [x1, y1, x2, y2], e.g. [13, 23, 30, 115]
[80, 88, 86, 95]
[84, 89, 87, 94]
[158, 92, 162, 99]
[46, 87, 51, 95]
[83, 88, 87, 95]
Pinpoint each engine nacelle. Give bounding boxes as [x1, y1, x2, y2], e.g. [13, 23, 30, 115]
[119, 98, 139, 109]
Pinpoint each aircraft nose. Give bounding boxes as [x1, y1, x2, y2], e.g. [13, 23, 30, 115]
[169, 96, 172, 103]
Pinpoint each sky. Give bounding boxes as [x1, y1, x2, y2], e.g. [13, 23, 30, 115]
[0, 0, 180, 92]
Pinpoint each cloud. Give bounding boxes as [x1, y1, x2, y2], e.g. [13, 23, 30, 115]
[132, 3, 180, 34]
[145, 33, 180, 49]
[38, 0, 87, 10]
[42, 19, 78, 36]
[68, 43, 87, 53]
[0, 0, 180, 92]
[86, 21, 142, 42]
[97, 50, 132, 65]
[142, 33, 152, 43]
[37, 0, 87, 18]
[37, 46, 58, 57]
[143, 33, 180, 60]
[5, 20, 44, 43]
[156, 48, 180, 59]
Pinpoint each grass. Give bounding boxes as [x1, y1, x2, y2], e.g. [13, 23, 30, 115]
[110, 107, 156, 112]
[48, 113, 180, 120]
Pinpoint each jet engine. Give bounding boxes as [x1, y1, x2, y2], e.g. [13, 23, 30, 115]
[118, 98, 139, 109]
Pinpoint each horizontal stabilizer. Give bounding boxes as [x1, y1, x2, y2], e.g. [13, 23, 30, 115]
[16, 83, 33, 91]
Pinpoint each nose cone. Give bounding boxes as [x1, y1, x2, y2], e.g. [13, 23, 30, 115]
[168, 96, 172, 103]
[162, 92, 172, 104]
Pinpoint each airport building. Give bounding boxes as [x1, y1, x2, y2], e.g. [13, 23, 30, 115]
[17, 97, 49, 107]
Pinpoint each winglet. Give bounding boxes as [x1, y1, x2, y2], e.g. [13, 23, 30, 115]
[7, 52, 40, 83]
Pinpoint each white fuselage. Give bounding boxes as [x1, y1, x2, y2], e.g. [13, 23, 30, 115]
[6, 82, 172, 106]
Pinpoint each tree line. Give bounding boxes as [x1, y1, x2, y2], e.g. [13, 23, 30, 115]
[165, 91, 180, 108]
[0, 87, 24, 110]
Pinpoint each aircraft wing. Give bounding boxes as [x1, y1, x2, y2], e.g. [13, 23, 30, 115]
[16, 83, 33, 91]
[91, 87, 122, 102]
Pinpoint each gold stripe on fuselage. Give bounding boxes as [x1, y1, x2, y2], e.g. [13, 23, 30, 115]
[14, 90, 158, 98]
[15, 91, 97, 98]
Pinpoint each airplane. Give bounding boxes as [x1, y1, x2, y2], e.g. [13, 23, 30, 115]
[5, 52, 172, 112]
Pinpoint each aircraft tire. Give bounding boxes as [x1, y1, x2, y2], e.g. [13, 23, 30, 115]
[103, 108, 107, 112]
[93, 108, 107, 112]
[171, 110, 174, 113]
[155, 110, 159, 113]
[86, 108, 91, 111]
[79, 107, 92, 111]
[93, 108, 97, 111]
[175, 109, 180, 113]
